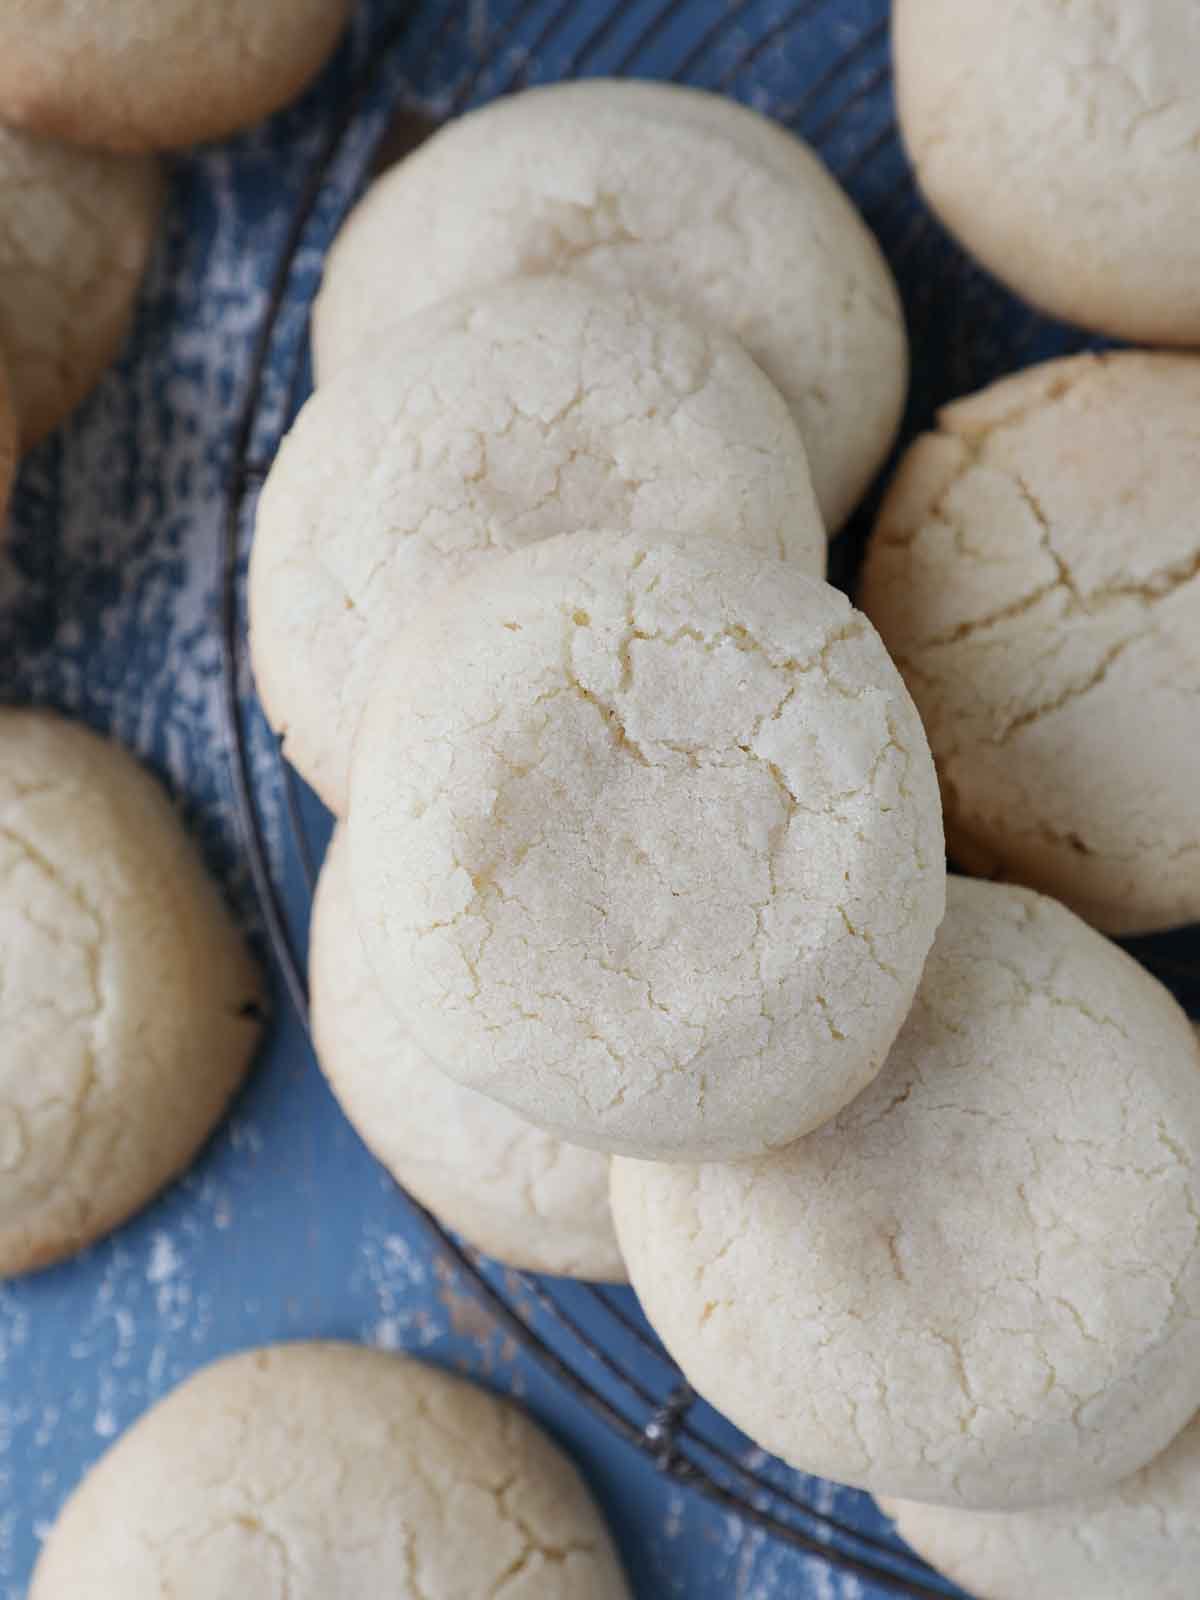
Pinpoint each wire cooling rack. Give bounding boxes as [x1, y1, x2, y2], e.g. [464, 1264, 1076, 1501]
[218, 2, 1200, 1594]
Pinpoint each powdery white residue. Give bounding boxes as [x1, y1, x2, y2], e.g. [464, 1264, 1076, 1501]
[146, 1231, 181, 1285]
[356, 1226, 441, 1353]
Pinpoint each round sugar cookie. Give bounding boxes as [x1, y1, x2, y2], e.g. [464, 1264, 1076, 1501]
[30, 1342, 630, 1598]
[311, 829, 625, 1280]
[610, 877, 1200, 1510]
[894, 0, 1200, 343]
[0, 127, 162, 446]
[882, 1409, 1200, 1600]
[347, 530, 945, 1163]
[860, 351, 1200, 936]
[0, 711, 263, 1276]
[0, 1, 352, 151]
[311, 79, 907, 531]
[252, 276, 826, 814]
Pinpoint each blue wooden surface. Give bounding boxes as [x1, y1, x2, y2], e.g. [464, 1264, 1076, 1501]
[3, 2, 1197, 1595]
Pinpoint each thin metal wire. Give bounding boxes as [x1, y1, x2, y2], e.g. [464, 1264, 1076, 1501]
[282, 762, 319, 892]
[613, 0, 692, 75]
[668, 0, 762, 84]
[562, 0, 647, 77]
[506, 0, 590, 88]
[767, 12, 887, 119]
[216, 4, 1141, 1594]
[447, 0, 548, 110]
[563, 1284, 938, 1571]
[808, 55, 891, 148]
[835, 112, 898, 187]
[714, 0, 837, 91]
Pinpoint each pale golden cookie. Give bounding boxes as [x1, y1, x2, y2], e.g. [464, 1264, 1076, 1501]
[348, 531, 945, 1162]
[895, 0, 1200, 342]
[252, 276, 825, 813]
[0, 0, 352, 151]
[0, 127, 162, 446]
[311, 829, 625, 1280]
[883, 1408, 1200, 1600]
[861, 351, 1200, 935]
[312, 80, 907, 531]
[612, 879, 1200, 1510]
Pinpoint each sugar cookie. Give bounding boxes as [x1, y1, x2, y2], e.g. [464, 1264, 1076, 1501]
[894, 0, 1200, 343]
[883, 1409, 1200, 1600]
[0, 711, 262, 1275]
[348, 531, 944, 1162]
[252, 277, 825, 813]
[311, 829, 624, 1280]
[0, 127, 162, 446]
[861, 351, 1200, 935]
[611, 878, 1200, 1509]
[30, 1343, 630, 1598]
[312, 80, 907, 531]
[0, 1, 352, 151]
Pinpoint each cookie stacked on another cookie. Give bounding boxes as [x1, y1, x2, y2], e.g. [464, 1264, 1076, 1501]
[311, 829, 625, 1282]
[251, 275, 827, 813]
[346, 531, 945, 1163]
[611, 877, 1200, 1510]
[312, 79, 908, 532]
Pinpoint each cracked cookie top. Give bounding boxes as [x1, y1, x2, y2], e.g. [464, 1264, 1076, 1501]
[251, 276, 825, 814]
[311, 79, 907, 531]
[0, 710, 262, 1276]
[895, 0, 1200, 343]
[883, 1403, 1200, 1600]
[611, 877, 1200, 1510]
[310, 828, 624, 1281]
[0, 126, 162, 447]
[347, 530, 945, 1162]
[0, 0, 351, 151]
[861, 350, 1200, 935]
[29, 1343, 631, 1598]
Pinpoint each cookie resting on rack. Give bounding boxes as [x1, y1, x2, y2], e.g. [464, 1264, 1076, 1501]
[347, 530, 945, 1162]
[611, 877, 1200, 1510]
[861, 351, 1200, 935]
[894, 0, 1200, 344]
[882, 1405, 1200, 1600]
[252, 275, 825, 813]
[312, 79, 907, 532]
[311, 828, 625, 1281]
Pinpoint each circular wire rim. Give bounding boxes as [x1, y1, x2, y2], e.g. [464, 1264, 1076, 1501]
[215, 5, 1026, 1594]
